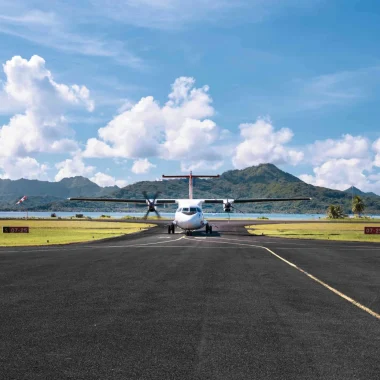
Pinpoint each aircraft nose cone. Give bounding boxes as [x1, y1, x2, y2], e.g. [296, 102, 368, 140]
[182, 214, 201, 229]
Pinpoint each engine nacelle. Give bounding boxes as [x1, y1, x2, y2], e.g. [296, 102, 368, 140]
[223, 201, 232, 212]
[148, 204, 156, 212]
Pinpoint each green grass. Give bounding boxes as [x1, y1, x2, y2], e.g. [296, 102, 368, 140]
[0, 220, 155, 246]
[322, 217, 380, 223]
[246, 222, 380, 243]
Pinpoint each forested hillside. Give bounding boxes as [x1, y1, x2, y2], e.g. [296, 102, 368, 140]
[2, 164, 378, 214]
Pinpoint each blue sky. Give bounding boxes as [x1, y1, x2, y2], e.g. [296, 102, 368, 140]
[0, 0, 380, 193]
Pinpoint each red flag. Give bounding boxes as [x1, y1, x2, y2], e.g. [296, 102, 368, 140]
[16, 195, 27, 205]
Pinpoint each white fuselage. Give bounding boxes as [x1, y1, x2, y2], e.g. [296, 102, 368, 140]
[173, 200, 207, 231]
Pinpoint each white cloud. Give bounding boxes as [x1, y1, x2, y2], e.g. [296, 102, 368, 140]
[232, 118, 304, 169]
[306, 134, 370, 165]
[299, 134, 380, 194]
[373, 138, 380, 167]
[131, 158, 156, 174]
[180, 159, 224, 172]
[3, 55, 93, 111]
[84, 76, 222, 168]
[55, 154, 95, 181]
[0, 55, 93, 164]
[90, 172, 128, 187]
[83, 138, 119, 158]
[299, 158, 379, 192]
[0, 156, 48, 180]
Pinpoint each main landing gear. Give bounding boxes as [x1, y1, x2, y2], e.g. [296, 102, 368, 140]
[186, 230, 193, 236]
[167, 224, 175, 234]
[205, 224, 213, 234]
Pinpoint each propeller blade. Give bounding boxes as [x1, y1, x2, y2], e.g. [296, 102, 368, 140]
[153, 209, 161, 219]
[232, 204, 245, 213]
[143, 209, 150, 219]
[152, 191, 161, 203]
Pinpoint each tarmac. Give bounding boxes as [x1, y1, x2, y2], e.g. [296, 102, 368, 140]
[1, 220, 380, 379]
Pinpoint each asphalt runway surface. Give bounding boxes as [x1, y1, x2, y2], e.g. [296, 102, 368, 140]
[1, 221, 380, 379]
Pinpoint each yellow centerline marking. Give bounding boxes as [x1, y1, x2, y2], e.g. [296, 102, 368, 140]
[186, 236, 380, 320]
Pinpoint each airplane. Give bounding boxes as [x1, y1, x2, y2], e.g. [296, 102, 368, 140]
[69, 171, 312, 236]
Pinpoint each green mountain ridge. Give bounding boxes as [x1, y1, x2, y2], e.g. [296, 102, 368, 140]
[1, 164, 379, 214]
[343, 186, 378, 198]
[0, 176, 118, 205]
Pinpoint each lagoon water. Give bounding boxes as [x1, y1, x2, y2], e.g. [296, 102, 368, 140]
[1, 211, 378, 220]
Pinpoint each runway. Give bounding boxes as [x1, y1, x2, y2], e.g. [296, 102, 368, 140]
[1, 221, 380, 379]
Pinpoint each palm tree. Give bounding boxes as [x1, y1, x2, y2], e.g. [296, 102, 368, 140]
[327, 205, 345, 219]
[352, 195, 365, 217]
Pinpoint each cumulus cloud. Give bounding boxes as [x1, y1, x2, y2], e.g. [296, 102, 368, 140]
[0, 156, 48, 180]
[84, 76, 221, 168]
[232, 118, 304, 169]
[299, 158, 373, 191]
[300, 134, 380, 194]
[90, 172, 128, 187]
[373, 138, 380, 167]
[84, 96, 163, 158]
[131, 158, 156, 174]
[306, 134, 370, 165]
[0, 55, 94, 179]
[55, 154, 95, 181]
[3, 55, 93, 112]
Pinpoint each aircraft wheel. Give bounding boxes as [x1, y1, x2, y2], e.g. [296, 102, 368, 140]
[205, 224, 209, 234]
[168, 225, 171, 234]
[209, 226, 213, 234]
[171, 224, 175, 234]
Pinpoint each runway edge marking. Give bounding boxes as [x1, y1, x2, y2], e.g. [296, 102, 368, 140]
[262, 245, 380, 320]
[190, 237, 380, 321]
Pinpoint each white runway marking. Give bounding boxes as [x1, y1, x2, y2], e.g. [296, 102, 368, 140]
[187, 236, 380, 321]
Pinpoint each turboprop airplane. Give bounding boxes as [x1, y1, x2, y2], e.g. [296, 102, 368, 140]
[69, 171, 311, 236]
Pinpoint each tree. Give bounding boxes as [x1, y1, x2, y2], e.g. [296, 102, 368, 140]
[352, 195, 365, 217]
[327, 205, 345, 219]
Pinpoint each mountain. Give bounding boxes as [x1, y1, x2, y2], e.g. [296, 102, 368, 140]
[1, 164, 379, 213]
[0, 176, 119, 208]
[343, 186, 379, 198]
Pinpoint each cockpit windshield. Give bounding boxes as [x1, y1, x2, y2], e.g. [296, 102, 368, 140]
[181, 207, 199, 215]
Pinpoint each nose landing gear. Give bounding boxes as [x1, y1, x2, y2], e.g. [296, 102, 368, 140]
[167, 224, 175, 234]
[205, 224, 213, 234]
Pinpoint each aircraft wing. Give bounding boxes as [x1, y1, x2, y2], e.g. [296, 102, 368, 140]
[68, 197, 177, 204]
[203, 197, 312, 204]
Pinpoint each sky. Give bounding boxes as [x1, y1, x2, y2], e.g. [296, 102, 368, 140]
[0, 0, 380, 194]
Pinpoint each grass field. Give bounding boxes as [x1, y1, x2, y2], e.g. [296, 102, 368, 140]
[0, 220, 155, 246]
[246, 222, 380, 242]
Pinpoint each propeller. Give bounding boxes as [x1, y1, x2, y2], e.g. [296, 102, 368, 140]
[224, 196, 246, 219]
[142, 191, 161, 219]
